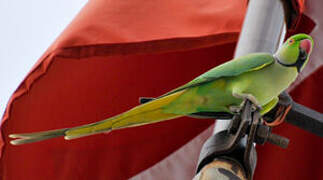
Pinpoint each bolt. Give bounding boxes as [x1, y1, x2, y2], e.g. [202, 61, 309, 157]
[267, 133, 289, 149]
[255, 125, 289, 148]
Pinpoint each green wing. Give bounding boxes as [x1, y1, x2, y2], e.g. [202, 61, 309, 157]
[161, 53, 275, 97]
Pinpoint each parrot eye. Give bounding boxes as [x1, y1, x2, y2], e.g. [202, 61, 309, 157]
[288, 39, 295, 44]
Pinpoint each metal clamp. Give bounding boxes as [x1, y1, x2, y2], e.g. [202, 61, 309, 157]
[196, 100, 290, 179]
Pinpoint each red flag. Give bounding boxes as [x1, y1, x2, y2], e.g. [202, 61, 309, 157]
[0, 0, 246, 179]
[1, 0, 322, 180]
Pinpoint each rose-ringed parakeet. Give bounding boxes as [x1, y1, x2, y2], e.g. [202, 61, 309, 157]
[9, 33, 313, 145]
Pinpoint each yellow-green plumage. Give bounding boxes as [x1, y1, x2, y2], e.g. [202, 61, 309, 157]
[9, 34, 314, 145]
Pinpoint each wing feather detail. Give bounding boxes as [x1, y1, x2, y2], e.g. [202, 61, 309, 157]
[160, 53, 275, 97]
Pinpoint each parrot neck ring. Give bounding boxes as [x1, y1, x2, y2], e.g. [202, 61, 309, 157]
[274, 48, 308, 73]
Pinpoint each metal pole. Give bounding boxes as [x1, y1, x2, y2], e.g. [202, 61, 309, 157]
[195, 0, 287, 179]
[214, 0, 286, 134]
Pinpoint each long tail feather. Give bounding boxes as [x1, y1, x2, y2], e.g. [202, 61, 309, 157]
[64, 91, 183, 139]
[9, 128, 69, 145]
[9, 91, 184, 145]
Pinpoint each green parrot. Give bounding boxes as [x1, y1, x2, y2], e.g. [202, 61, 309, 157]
[9, 33, 313, 145]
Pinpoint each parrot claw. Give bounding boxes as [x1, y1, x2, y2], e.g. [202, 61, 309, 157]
[229, 106, 242, 114]
[229, 103, 261, 114]
[232, 92, 262, 112]
[251, 104, 262, 112]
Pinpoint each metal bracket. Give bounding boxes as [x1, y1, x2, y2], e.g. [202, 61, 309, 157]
[196, 100, 290, 179]
[265, 91, 323, 137]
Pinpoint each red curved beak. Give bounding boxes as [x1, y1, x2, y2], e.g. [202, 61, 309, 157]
[300, 39, 312, 54]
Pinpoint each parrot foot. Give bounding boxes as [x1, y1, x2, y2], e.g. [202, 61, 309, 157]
[229, 103, 258, 114]
[229, 106, 241, 114]
[232, 92, 262, 111]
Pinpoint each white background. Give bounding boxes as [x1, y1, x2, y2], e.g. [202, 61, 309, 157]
[0, 0, 87, 117]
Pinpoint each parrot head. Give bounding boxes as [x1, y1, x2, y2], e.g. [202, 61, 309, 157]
[275, 33, 314, 73]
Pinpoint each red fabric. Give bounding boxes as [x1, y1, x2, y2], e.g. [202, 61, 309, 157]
[287, 0, 306, 31]
[1, 0, 321, 179]
[298, 0, 305, 13]
[0, 0, 246, 179]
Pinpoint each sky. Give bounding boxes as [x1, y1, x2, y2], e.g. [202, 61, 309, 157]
[0, 0, 88, 117]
